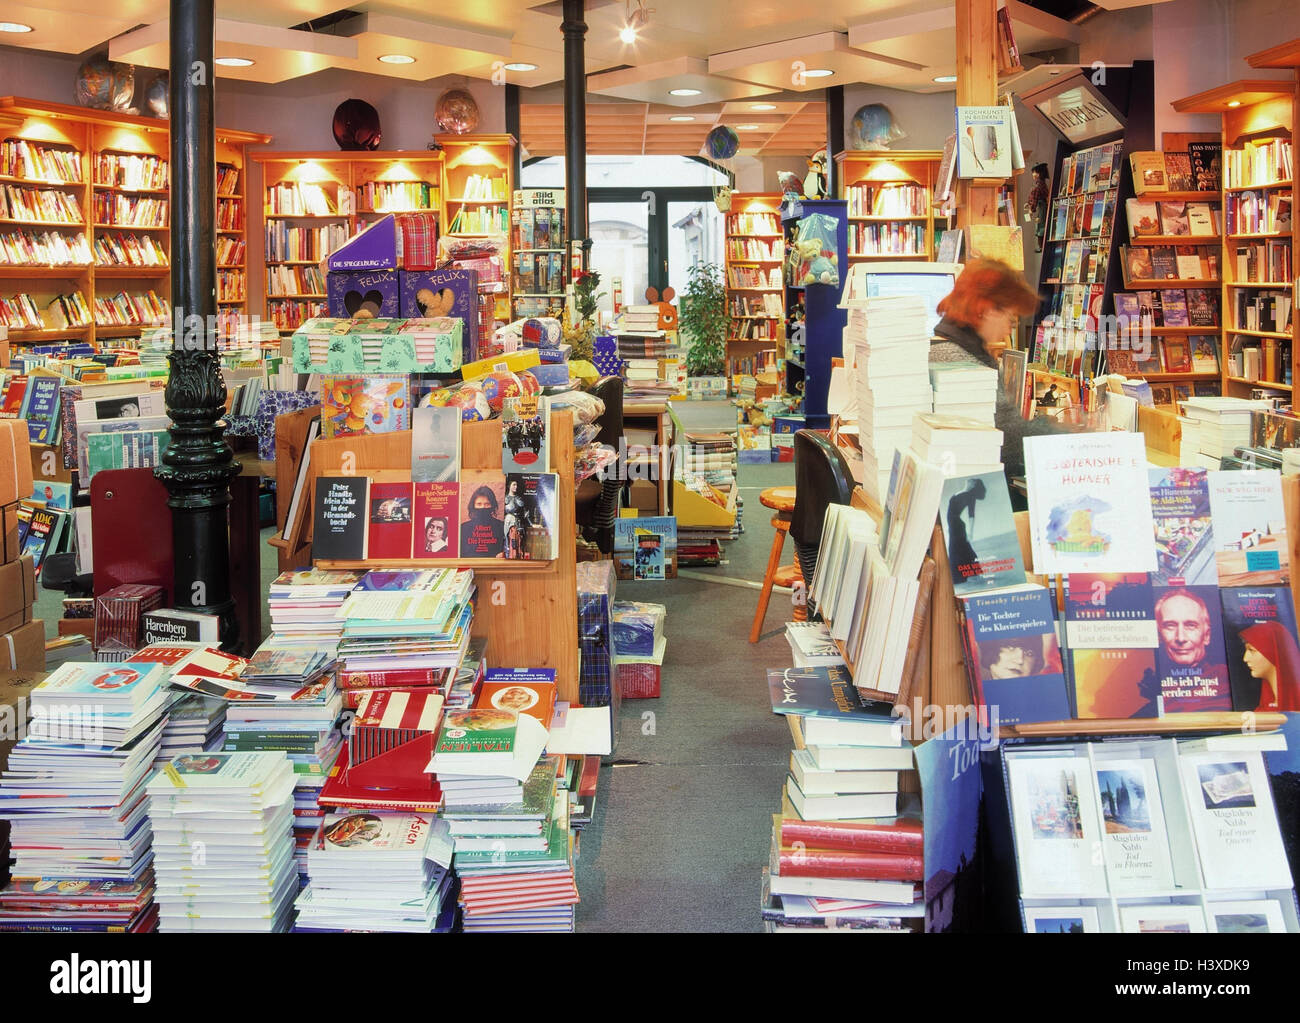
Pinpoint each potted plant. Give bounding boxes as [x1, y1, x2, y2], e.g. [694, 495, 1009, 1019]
[563, 270, 605, 363]
[679, 261, 727, 380]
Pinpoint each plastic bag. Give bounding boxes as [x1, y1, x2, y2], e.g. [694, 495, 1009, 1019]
[548, 389, 605, 425]
[793, 212, 841, 287]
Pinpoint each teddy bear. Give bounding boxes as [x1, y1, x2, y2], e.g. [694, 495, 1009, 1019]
[790, 236, 823, 285]
[415, 287, 456, 318]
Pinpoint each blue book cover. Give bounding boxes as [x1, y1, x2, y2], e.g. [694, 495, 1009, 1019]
[766, 665, 896, 721]
[614, 516, 678, 552]
[1149, 467, 1216, 586]
[960, 587, 1069, 726]
[939, 472, 1024, 595]
[1220, 586, 1300, 713]
[351, 569, 445, 592]
[21, 376, 61, 444]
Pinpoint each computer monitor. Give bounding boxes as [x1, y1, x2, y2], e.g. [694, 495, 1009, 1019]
[841, 261, 963, 337]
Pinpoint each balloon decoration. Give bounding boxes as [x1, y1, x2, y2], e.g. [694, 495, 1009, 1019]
[849, 103, 907, 150]
[75, 55, 136, 112]
[144, 75, 169, 119]
[332, 99, 382, 151]
[703, 125, 740, 162]
[435, 89, 480, 135]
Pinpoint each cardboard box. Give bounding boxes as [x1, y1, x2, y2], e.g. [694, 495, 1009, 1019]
[0, 419, 34, 507]
[0, 666, 47, 773]
[291, 318, 463, 374]
[0, 556, 35, 635]
[57, 618, 95, 640]
[628, 480, 659, 515]
[30, 442, 73, 487]
[0, 619, 45, 672]
[0, 503, 19, 565]
[326, 268, 401, 319]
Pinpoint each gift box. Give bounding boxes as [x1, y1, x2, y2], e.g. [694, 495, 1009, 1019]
[326, 268, 401, 319]
[612, 601, 666, 658]
[327, 215, 398, 272]
[615, 635, 666, 699]
[395, 212, 439, 271]
[291, 318, 462, 374]
[525, 361, 571, 387]
[94, 584, 164, 656]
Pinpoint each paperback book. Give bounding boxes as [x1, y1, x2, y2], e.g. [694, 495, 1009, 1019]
[938, 471, 1024, 594]
[959, 586, 1069, 726]
[367, 481, 414, 560]
[1006, 753, 1108, 896]
[1148, 467, 1216, 586]
[1095, 757, 1176, 893]
[413, 482, 459, 559]
[1219, 586, 1300, 712]
[411, 406, 460, 484]
[1206, 469, 1289, 586]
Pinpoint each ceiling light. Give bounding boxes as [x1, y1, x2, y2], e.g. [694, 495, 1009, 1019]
[503, 62, 537, 72]
[932, 75, 957, 84]
[214, 57, 254, 67]
[670, 88, 701, 97]
[801, 68, 833, 79]
[1048, 68, 1062, 75]
[1227, 100, 1242, 107]
[751, 103, 776, 111]
[669, 115, 695, 122]
[0, 22, 33, 32]
[378, 54, 415, 65]
[619, 25, 637, 43]
[620, 0, 651, 45]
[736, 124, 760, 130]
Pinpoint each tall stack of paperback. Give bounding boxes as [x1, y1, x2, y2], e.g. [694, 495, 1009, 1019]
[146, 751, 298, 932]
[764, 665, 922, 932]
[294, 810, 456, 932]
[846, 295, 933, 502]
[929, 362, 998, 423]
[911, 413, 1003, 477]
[266, 568, 363, 651]
[1178, 396, 1272, 469]
[0, 661, 169, 932]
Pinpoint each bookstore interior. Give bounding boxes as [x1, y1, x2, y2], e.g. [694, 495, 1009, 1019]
[1, 0, 1300, 953]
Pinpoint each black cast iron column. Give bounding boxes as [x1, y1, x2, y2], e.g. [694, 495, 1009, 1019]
[155, 0, 241, 649]
[561, 0, 587, 243]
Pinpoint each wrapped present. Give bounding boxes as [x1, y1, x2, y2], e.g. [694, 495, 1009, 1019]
[255, 390, 318, 460]
[612, 601, 666, 658]
[394, 212, 439, 270]
[616, 635, 665, 699]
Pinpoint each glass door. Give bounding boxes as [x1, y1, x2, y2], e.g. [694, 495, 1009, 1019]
[588, 198, 651, 323]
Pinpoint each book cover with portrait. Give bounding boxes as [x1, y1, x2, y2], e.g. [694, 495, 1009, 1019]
[960, 586, 1069, 726]
[1220, 586, 1300, 713]
[413, 482, 459, 560]
[1152, 583, 1231, 712]
[458, 470, 506, 559]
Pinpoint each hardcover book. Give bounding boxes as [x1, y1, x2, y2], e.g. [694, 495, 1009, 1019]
[938, 472, 1024, 594]
[1185, 288, 1217, 326]
[1063, 573, 1159, 719]
[1129, 152, 1166, 194]
[1206, 469, 1289, 586]
[1007, 753, 1108, 896]
[413, 482, 459, 559]
[1163, 152, 1193, 192]
[411, 406, 460, 484]
[367, 481, 414, 560]
[477, 669, 558, 727]
[1160, 296, 1190, 333]
[960, 586, 1069, 726]
[312, 476, 370, 562]
[1125, 199, 1159, 238]
[19, 376, 61, 444]
[1187, 141, 1221, 191]
[1219, 586, 1300, 712]
[1157, 201, 1190, 237]
[320, 375, 410, 439]
[1095, 757, 1175, 893]
[955, 107, 1012, 179]
[1190, 336, 1218, 373]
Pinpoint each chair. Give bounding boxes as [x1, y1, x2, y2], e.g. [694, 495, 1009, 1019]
[748, 484, 798, 643]
[575, 376, 625, 555]
[789, 430, 854, 617]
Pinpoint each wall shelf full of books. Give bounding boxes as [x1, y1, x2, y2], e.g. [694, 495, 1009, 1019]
[0, 97, 269, 347]
[834, 150, 947, 262]
[1174, 71, 1298, 405]
[511, 188, 565, 320]
[724, 193, 785, 384]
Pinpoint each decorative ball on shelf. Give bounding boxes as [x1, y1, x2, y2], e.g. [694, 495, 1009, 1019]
[75, 55, 136, 112]
[480, 369, 522, 413]
[144, 75, 169, 118]
[849, 103, 906, 150]
[435, 89, 480, 135]
[703, 125, 740, 162]
[446, 384, 491, 422]
[516, 371, 541, 398]
[332, 99, 382, 152]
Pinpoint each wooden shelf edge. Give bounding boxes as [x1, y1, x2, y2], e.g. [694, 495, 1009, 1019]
[315, 558, 559, 573]
[1004, 711, 1286, 738]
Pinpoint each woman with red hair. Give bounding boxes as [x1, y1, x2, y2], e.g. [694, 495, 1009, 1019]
[930, 258, 1065, 503]
[1239, 621, 1300, 712]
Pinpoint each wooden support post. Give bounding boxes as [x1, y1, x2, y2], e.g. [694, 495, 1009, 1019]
[955, 0, 1001, 230]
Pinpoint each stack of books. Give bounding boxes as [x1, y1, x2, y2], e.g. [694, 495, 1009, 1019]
[911, 413, 1003, 477]
[1179, 396, 1273, 468]
[845, 295, 933, 502]
[146, 752, 298, 932]
[929, 363, 998, 422]
[155, 692, 226, 770]
[785, 620, 845, 668]
[614, 330, 669, 360]
[617, 304, 663, 334]
[764, 665, 922, 932]
[294, 811, 456, 932]
[0, 661, 170, 932]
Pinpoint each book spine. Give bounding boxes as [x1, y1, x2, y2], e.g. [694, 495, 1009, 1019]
[777, 848, 924, 881]
[779, 820, 923, 856]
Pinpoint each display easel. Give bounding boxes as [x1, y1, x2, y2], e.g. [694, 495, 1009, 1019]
[268, 412, 581, 702]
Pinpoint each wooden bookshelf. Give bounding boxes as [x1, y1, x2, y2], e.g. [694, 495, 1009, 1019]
[834, 150, 946, 262]
[0, 97, 269, 346]
[1174, 56, 1298, 398]
[437, 134, 516, 324]
[724, 192, 783, 384]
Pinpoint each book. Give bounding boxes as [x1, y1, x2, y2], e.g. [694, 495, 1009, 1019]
[1185, 288, 1217, 326]
[1178, 750, 1292, 890]
[1062, 574, 1159, 720]
[1161, 334, 1192, 369]
[1206, 469, 1289, 586]
[1024, 432, 1156, 575]
[19, 376, 60, 444]
[1023, 906, 1101, 934]
[1190, 336, 1218, 373]
[19, 505, 67, 574]
[1219, 586, 1300, 712]
[426, 708, 548, 782]
[1186, 202, 1217, 237]
[766, 665, 903, 747]
[633, 531, 664, 580]
[367, 481, 414, 560]
[1119, 905, 1206, 934]
[1206, 900, 1289, 934]
[412, 482, 459, 559]
[956, 107, 1012, 179]
[476, 670, 558, 728]
[458, 469, 506, 558]
[1094, 758, 1176, 893]
[501, 394, 548, 475]
[1163, 152, 1193, 191]
[1148, 467, 1216, 586]
[1187, 141, 1221, 191]
[1123, 245, 1153, 282]
[1157, 201, 1190, 236]
[1152, 583, 1232, 712]
[1125, 199, 1160, 239]
[937, 472, 1024, 594]
[784, 777, 897, 822]
[776, 815, 922, 855]
[410, 406, 460, 484]
[1150, 246, 1178, 280]
[959, 586, 1069, 726]
[320, 375, 409, 439]
[1006, 752, 1108, 896]
[1129, 152, 1166, 194]
[788, 748, 899, 795]
[313, 476, 370, 562]
[503, 472, 557, 561]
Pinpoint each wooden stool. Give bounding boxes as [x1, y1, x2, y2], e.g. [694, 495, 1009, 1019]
[749, 486, 798, 643]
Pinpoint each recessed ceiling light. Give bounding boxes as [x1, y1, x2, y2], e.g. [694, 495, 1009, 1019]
[669, 88, 702, 97]
[1227, 100, 1242, 107]
[736, 124, 760, 130]
[214, 57, 254, 67]
[751, 103, 776, 111]
[932, 75, 957, 84]
[1048, 68, 1062, 75]
[801, 68, 833, 79]
[619, 25, 637, 43]
[669, 115, 695, 122]
[378, 54, 415, 65]
[503, 62, 537, 72]
[0, 22, 33, 32]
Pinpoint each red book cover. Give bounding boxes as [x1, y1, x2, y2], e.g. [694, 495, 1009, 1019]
[776, 847, 924, 881]
[779, 817, 924, 856]
[413, 481, 459, 559]
[338, 667, 449, 691]
[317, 746, 442, 811]
[1, 377, 28, 417]
[367, 482, 413, 560]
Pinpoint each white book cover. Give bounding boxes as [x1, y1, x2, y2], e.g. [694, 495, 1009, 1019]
[411, 406, 461, 484]
[1094, 758, 1175, 894]
[1178, 750, 1292, 890]
[1024, 432, 1157, 575]
[1206, 469, 1289, 586]
[1118, 904, 1207, 933]
[1007, 754, 1109, 896]
[956, 107, 1013, 179]
[1022, 905, 1102, 934]
[1205, 899, 1290, 933]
